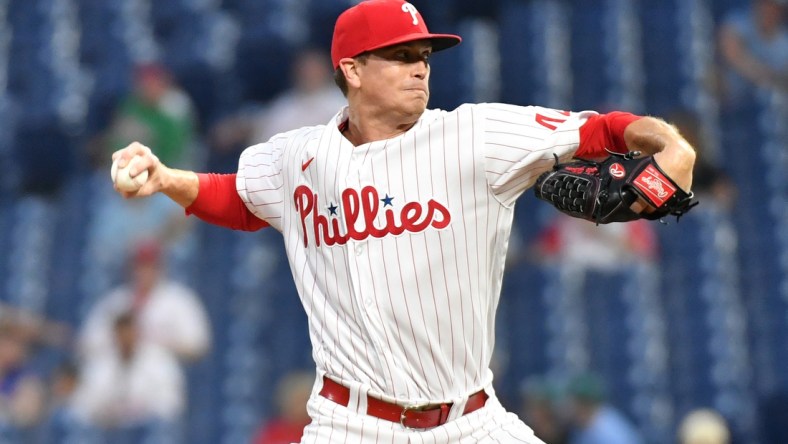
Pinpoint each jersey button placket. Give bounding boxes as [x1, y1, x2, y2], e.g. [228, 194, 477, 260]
[344, 150, 367, 307]
[344, 146, 392, 379]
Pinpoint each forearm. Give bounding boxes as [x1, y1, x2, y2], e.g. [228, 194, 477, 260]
[159, 166, 200, 208]
[624, 117, 696, 191]
[112, 142, 267, 231]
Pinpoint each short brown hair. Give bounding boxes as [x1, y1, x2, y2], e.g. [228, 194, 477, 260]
[333, 54, 369, 97]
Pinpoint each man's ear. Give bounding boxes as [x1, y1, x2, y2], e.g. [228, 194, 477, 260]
[339, 58, 361, 90]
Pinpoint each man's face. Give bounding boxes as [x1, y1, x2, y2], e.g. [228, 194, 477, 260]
[132, 261, 160, 292]
[354, 40, 433, 119]
[135, 72, 169, 105]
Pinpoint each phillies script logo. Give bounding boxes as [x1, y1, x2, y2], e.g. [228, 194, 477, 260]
[294, 185, 452, 248]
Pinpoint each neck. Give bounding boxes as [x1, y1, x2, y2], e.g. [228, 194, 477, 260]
[342, 102, 421, 146]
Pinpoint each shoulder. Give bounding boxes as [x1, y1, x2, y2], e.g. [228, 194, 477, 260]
[452, 102, 548, 121]
[241, 125, 328, 158]
[152, 281, 203, 306]
[418, 103, 498, 126]
[88, 287, 132, 314]
[441, 102, 581, 129]
[426, 102, 508, 116]
[258, 124, 328, 146]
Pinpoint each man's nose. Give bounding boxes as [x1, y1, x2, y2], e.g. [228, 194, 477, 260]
[413, 61, 428, 79]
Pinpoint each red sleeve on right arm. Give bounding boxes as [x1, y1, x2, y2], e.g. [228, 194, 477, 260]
[185, 173, 269, 232]
[576, 111, 642, 159]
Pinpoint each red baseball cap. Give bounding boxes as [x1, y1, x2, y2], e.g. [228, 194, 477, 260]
[331, 0, 462, 69]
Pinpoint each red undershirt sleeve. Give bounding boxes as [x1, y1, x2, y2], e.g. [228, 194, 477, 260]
[575, 111, 643, 159]
[185, 173, 269, 232]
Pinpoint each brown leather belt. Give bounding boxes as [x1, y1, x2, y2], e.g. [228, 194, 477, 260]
[318, 376, 489, 429]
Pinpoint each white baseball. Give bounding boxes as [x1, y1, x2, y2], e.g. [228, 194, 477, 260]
[111, 155, 149, 192]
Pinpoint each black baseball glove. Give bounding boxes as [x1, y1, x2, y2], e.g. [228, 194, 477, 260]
[533, 151, 698, 224]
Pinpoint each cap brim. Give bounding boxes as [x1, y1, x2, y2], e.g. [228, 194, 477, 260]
[363, 32, 462, 55]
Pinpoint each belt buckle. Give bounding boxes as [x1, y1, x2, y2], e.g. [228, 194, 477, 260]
[399, 402, 431, 429]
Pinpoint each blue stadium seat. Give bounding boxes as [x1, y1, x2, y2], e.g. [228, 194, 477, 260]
[497, 261, 551, 408]
[496, 2, 540, 106]
[569, 2, 610, 110]
[638, 3, 685, 115]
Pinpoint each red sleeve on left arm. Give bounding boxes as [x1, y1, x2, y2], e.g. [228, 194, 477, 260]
[575, 111, 643, 159]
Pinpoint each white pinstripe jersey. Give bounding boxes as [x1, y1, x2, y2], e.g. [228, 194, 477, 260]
[237, 103, 595, 405]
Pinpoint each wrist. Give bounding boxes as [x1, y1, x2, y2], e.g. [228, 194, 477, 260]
[160, 167, 200, 208]
[653, 145, 695, 192]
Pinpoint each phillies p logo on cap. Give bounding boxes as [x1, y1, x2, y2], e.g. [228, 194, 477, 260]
[401, 2, 419, 25]
[331, 0, 462, 69]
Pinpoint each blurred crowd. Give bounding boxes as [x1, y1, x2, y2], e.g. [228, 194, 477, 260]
[1, 239, 211, 441]
[1, 41, 343, 443]
[518, 373, 735, 444]
[0, 0, 785, 443]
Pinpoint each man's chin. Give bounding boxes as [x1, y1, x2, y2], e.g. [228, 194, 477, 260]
[408, 97, 429, 114]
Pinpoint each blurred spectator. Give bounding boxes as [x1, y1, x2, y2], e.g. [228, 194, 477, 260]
[252, 371, 315, 444]
[70, 311, 185, 428]
[667, 110, 737, 211]
[0, 323, 46, 427]
[526, 216, 658, 272]
[677, 409, 731, 444]
[210, 47, 345, 154]
[0, 302, 72, 349]
[519, 376, 570, 444]
[46, 360, 79, 421]
[79, 240, 211, 363]
[566, 373, 644, 444]
[85, 191, 196, 284]
[718, 0, 788, 108]
[38, 359, 81, 443]
[89, 62, 199, 170]
[85, 62, 200, 284]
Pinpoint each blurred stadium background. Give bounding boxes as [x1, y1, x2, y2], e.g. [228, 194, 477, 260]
[0, 0, 786, 443]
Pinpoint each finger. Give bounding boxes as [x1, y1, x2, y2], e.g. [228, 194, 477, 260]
[113, 142, 153, 167]
[114, 183, 130, 197]
[128, 153, 159, 177]
[630, 197, 655, 214]
[118, 187, 145, 199]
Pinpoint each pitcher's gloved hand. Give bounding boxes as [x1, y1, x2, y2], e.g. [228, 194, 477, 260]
[534, 151, 698, 224]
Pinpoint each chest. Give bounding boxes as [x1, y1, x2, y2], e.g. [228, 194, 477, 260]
[287, 121, 481, 247]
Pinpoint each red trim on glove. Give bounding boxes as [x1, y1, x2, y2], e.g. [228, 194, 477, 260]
[576, 111, 642, 159]
[185, 173, 269, 232]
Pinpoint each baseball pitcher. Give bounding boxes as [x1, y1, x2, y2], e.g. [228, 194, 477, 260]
[112, 1, 696, 442]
